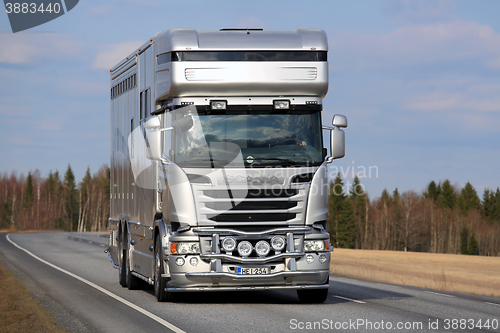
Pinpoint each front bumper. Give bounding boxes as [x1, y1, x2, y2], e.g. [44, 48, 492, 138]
[164, 226, 331, 291]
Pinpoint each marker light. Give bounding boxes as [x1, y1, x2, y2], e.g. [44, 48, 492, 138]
[274, 100, 290, 109]
[237, 241, 253, 257]
[255, 241, 271, 257]
[211, 100, 227, 110]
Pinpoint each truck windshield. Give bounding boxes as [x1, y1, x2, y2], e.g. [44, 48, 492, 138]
[172, 110, 323, 168]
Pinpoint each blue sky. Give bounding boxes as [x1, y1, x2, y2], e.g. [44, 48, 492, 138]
[1, 0, 499, 199]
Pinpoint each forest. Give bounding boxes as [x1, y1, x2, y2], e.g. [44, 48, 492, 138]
[1, 165, 499, 256]
[328, 175, 500, 256]
[0, 165, 110, 233]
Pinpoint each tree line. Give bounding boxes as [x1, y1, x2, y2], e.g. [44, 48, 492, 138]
[328, 175, 500, 256]
[0, 165, 110, 232]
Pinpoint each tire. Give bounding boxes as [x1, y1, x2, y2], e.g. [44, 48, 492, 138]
[297, 288, 329, 304]
[154, 234, 174, 302]
[118, 229, 127, 287]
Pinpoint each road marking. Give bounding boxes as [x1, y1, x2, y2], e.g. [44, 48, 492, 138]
[485, 302, 500, 307]
[333, 295, 366, 304]
[88, 241, 93, 244]
[424, 291, 455, 298]
[6, 234, 186, 333]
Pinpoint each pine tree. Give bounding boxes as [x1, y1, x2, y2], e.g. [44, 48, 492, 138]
[468, 232, 478, 255]
[327, 174, 345, 246]
[460, 227, 469, 255]
[437, 180, 456, 210]
[63, 164, 79, 231]
[423, 181, 440, 202]
[350, 176, 366, 248]
[23, 172, 34, 210]
[457, 182, 480, 216]
[337, 198, 357, 249]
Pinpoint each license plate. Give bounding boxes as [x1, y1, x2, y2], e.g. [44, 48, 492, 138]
[237, 267, 270, 275]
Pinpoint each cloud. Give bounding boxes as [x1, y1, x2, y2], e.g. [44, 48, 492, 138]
[0, 32, 81, 64]
[407, 88, 500, 113]
[330, 20, 500, 71]
[92, 41, 142, 70]
[381, 0, 455, 24]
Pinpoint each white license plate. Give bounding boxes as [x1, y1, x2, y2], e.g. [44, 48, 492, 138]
[237, 267, 270, 275]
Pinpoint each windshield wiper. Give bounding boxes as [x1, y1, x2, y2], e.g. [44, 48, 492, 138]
[251, 157, 296, 165]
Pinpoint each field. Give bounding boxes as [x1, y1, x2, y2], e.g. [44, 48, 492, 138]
[330, 248, 500, 298]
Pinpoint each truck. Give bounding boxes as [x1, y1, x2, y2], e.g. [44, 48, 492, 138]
[107, 28, 348, 303]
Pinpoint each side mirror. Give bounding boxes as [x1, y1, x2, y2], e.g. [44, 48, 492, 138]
[332, 114, 348, 128]
[145, 116, 162, 161]
[323, 114, 348, 163]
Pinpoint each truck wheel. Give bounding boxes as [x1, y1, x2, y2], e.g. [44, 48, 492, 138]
[118, 230, 127, 287]
[126, 245, 140, 290]
[154, 234, 174, 302]
[297, 288, 328, 303]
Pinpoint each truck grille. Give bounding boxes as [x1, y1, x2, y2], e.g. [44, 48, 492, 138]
[203, 189, 298, 199]
[205, 201, 297, 211]
[208, 213, 296, 223]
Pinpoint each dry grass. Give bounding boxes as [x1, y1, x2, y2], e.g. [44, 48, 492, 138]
[330, 249, 500, 298]
[0, 260, 65, 333]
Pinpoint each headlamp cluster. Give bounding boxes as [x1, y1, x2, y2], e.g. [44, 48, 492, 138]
[221, 236, 286, 257]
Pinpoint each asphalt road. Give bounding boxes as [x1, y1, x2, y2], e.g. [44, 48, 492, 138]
[0, 232, 499, 333]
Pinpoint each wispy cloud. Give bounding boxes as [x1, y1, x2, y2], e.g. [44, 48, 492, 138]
[92, 41, 142, 70]
[0, 32, 81, 64]
[330, 20, 500, 71]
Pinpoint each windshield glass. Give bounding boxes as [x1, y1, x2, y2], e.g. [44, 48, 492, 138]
[170, 110, 323, 168]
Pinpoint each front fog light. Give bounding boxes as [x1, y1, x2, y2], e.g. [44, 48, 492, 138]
[237, 241, 253, 257]
[319, 254, 327, 263]
[222, 237, 237, 252]
[271, 236, 286, 251]
[306, 254, 315, 264]
[189, 257, 199, 266]
[175, 257, 185, 266]
[303, 240, 325, 252]
[255, 240, 270, 256]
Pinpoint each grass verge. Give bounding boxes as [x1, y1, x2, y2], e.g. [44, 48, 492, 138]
[330, 248, 500, 298]
[0, 259, 65, 333]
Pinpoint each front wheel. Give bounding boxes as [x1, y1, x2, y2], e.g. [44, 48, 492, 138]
[297, 288, 329, 304]
[154, 234, 174, 302]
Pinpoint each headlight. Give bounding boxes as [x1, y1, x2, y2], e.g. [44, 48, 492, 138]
[171, 242, 200, 254]
[255, 240, 271, 256]
[303, 240, 326, 252]
[237, 241, 253, 257]
[270, 236, 286, 251]
[221, 237, 237, 252]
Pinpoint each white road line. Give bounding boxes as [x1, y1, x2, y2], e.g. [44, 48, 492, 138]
[88, 241, 93, 244]
[6, 234, 186, 333]
[485, 302, 500, 307]
[333, 295, 366, 304]
[424, 291, 455, 298]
